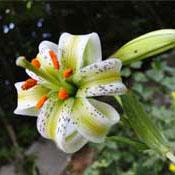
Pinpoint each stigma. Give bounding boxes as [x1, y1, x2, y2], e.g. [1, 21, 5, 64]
[21, 78, 37, 90]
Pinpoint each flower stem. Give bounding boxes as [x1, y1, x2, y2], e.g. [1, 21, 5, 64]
[120, 91, 173, 160]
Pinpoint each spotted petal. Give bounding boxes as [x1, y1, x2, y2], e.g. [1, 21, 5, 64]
[58, 32, 102, 72]
[75, 58, 127, 97]
[38, 41, 59, 67]
[14, 82, 49, 116]
[37, 98, 87, 153]
[71, 98, 120, 143]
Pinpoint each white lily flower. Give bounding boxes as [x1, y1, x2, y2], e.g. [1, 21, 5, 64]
[14, 33, 127, 153]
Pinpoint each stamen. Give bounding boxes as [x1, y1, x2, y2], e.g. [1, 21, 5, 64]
[16, 57, 59, 86]
[49, 50, 59, 70]
[21, 78, 37, 90]
[31, 58, 41, 69]
[16, 57, 75, 94]
[58, 88, 69, 100]
[36, 95, 47, 109]
[63, 68, 73, 78]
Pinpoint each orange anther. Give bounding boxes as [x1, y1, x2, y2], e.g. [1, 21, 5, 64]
[58, 88, 69, 100]
[31, 58, 41, 69]
[63, 68, 73, 78]
[49, 50, 59, 70]
[21, 78, 37, 90]
[36, 95, 47, 109]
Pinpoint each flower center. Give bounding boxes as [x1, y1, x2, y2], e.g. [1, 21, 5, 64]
[16, 51, 77, 106]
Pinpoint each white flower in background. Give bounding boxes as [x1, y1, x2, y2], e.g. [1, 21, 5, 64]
[14, 33, 127, 153]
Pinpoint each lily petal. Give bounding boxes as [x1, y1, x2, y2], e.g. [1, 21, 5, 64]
[58, 32, 102, 71]
[37, 97, 59, 138]
[77, 81, 127, 97]
[73, 58, 122, 85]
[14, 107, 38, 117]
[71, 98, 120, 143]
[37, 98, 87, 153]
[39, 41, 59, 67]
[75, 59, 127, 97]
[26, 69, 42, 81]
[55, 99, 88, 153]
[14, 82, 49, 116]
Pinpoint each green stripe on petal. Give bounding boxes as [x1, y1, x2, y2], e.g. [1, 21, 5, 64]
[71, 98, 117, 143]
[54, 99, 88, 153]
[58, 32, 102, 71]
[74, 59, 126, 97]
[37, 97, 60, 138]
[14, 82, 49, 116]
[73, 58, 122, 86]
[37, 98, 87, 153]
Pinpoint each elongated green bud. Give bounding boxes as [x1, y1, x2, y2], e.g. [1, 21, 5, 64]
[121, 92, 175, 163]
[112, 29, 175, 65]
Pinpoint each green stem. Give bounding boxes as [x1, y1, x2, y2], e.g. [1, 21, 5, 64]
[120, 91, 175, 162]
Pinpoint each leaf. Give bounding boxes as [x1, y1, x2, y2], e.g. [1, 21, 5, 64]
[120, 92, 171, 156]
[146, 69, 164, 82]
[130, 61, 143, 69]
[133, 72, 148, 82]
[121, 67, 131, 77]
[112, 29, 175, 64]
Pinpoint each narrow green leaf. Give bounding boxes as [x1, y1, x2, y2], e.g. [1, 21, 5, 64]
[112, 29, 175, 64]
[121, 91, 171, 157]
